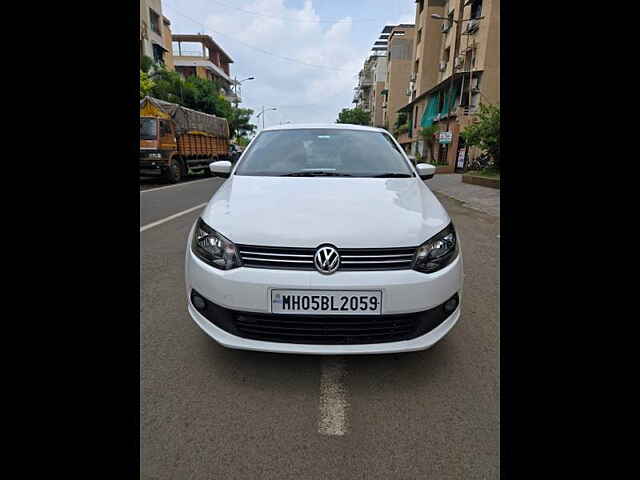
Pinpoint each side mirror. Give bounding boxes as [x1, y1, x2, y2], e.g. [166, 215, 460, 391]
[209, 160, 232, 178]
[416, 163, 436, 180]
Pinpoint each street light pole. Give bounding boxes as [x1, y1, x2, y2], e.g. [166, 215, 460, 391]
[256, 106, 277, 130]
[232, 76, 255, 108]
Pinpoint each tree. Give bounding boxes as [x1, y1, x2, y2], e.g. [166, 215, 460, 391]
[460, 103, 500, 169]
[147, 66, 257, 139]
[419, 125, 439, 163]
[140, 55, 154, 74]
[140, 70, 155, 99]
[235, 136, 250, 147]
[228, 107, 256, 139]
[336, 107, 371, 126]
[394, 112, 408, 130]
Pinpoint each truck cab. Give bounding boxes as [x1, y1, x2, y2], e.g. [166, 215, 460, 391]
[140, 116, 180, 181]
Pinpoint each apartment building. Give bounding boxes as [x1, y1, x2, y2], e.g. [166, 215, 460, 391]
[383, 24, 415, 137]
[172, 34, 239, 104]
[353, 52, 388, 127]
[370, 54, 388, 127]
[353, 59, 375, 113]
[140, 0, 174, 69]
[399, 0, 500, 171]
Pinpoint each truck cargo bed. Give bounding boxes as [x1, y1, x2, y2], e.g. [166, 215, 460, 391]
[177, 133, 228, 158]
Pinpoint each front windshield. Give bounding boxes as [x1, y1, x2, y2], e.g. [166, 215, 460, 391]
[140, 118, 157, 140]
[234, 129, 414, 177]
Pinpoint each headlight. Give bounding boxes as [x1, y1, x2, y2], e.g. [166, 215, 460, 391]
[191, 218, 242, 270]
[413, 222, 458, 273]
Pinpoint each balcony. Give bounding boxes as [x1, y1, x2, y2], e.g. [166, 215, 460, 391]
[174, 58, 233, 85]
[360, 76, 374, 87]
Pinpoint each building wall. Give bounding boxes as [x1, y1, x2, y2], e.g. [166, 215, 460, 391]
[414, 1, 446, 97]
[373, 81, 386, 127]
[372, 56, 387, 127]
[140, 0, 164, 60]
[385, 25, 415, 133]
[162, 17, 174, 71]
[461, 0, 500, 105]
[435, 0, 463, 87]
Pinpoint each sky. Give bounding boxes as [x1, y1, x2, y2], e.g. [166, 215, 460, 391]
[161, 0, 416, 132]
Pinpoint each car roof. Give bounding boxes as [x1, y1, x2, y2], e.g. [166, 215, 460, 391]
[261, 123, 388, 133]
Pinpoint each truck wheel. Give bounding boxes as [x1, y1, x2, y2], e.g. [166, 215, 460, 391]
[165, 159, 182, 184]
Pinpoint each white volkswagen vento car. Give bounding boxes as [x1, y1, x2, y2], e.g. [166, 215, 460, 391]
[185, 124, 463, 354]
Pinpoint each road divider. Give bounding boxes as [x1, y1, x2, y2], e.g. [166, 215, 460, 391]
[140, 203, 207, 232]
[318, 357, 348, 436]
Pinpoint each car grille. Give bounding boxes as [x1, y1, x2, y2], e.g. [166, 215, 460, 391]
[236, 245, 417, 271]
[233, 311, 421, 345]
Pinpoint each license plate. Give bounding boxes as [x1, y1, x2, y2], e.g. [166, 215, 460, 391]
[271, 290, 382, 315]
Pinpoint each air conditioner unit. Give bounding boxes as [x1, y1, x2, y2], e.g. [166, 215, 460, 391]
[466, 20, 479, 33]
[441, 22, 450, 33]
[409, 72, 417, 81]
[454, 56, 464, 69]
[439, 61, 447, 72]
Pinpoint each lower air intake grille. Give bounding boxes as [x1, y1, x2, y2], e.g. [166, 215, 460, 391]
[233, 311, 421, 345]
[191, 290, 458, 346]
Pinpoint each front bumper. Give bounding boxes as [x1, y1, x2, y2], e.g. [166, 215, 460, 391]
[185, 225, 464, 354]
[187, 299, 460, 354]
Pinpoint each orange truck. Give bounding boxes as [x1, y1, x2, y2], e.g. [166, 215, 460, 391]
[140, 96, 230, 183]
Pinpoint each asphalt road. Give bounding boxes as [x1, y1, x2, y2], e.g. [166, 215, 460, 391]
[140, 178, 500, 479]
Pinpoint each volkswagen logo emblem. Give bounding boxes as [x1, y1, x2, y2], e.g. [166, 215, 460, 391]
[314, 245, 340, 274]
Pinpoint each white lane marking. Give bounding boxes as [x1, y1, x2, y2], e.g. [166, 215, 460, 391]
[318, 357, 348, 436]
[140, 203, 207, 232]
[140, 177, 215, 194]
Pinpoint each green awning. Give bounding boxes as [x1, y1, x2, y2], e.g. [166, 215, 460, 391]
[441, 84, 459, 115]
[420, 84, 460, 128]
[420, 92, 440, 128]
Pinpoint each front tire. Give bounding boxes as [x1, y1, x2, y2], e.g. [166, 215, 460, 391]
[164, 159, 182, 184]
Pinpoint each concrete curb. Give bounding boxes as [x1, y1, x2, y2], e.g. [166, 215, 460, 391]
[462, 174, 500, 189]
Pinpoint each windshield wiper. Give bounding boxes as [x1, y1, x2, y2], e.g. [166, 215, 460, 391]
[280, 171, 353, 177]
[371, 173, 412, 178]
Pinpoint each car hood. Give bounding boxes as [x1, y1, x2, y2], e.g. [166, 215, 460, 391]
[201, 176, 450, 248]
